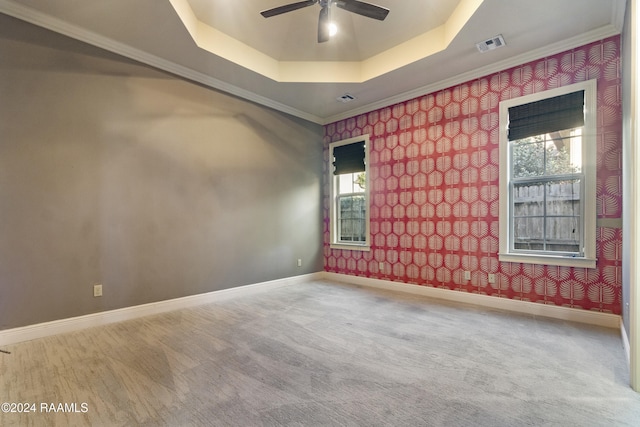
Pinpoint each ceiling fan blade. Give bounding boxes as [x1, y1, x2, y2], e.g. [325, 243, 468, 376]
[336, 0, 389, 21]
[318, 5, 330, 43]
[261, 0, 317, 18]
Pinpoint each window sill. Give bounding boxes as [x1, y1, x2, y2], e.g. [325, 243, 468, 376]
[330, 243, 371, 252]
[498, 252, 596, 269]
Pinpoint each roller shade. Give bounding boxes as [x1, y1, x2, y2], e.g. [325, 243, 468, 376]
[332, 141, 365, 175]
[508, 90, 584, 141]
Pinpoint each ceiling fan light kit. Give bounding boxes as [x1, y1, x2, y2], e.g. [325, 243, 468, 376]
[261, 0, 389, 43]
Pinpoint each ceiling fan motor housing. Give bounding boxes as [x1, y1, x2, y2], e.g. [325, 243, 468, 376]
[261, 0, 390, 43]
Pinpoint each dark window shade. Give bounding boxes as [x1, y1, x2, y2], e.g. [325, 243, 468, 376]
[508, 90, 585, 141]
[333, 141, 365, 175]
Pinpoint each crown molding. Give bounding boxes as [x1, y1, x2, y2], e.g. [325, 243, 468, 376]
[323, 24, 622, 125]
[0, 0, 624, 126]
[168, 0, 483, 84]
[0, 0, 324, 124]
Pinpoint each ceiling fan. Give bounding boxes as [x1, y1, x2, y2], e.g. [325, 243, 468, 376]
[261, 0, 390, 43]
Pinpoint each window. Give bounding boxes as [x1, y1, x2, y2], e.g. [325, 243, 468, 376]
[499, 80, 597, 268]
[329, 135, 370, 250]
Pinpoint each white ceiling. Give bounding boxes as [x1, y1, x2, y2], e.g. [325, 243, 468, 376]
[0, 0, 625, 124]
[186, 0, 460, 62]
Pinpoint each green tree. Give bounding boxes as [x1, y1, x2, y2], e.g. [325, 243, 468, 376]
[512, 134, 578, 178]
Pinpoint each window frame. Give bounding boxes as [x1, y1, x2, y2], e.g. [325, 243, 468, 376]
[329, 135, 371, 251]
[498, 80, 597, 268]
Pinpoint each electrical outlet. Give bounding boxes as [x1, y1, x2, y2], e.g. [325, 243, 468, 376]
[297, 258, 302, 267]
[379, 262, 384, 272]
[464, 271, 471, 280]
[488, 273, 496, 284]
[93, 284, 103, 297]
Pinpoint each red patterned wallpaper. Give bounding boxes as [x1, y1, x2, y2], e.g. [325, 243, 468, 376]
[323, 36, 622, 314]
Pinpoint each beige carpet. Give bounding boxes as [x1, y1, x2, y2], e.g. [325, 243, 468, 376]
[1, 280, 639, 426]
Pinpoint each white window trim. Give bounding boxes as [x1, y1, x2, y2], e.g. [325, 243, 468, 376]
[498, 80, 597, 269]
[329, 135, 371, 251]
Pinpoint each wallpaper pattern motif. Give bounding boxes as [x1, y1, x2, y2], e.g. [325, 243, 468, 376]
[323, 36, 622, 314]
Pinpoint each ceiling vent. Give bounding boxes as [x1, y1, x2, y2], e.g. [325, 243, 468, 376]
[337, 93, 356, 103]
[476, 34, 506, 53]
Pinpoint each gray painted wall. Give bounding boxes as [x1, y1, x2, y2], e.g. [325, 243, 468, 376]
[0, 15, 324, 330]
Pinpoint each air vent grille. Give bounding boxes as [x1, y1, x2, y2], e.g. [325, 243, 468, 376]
[476, 34, 506, 53]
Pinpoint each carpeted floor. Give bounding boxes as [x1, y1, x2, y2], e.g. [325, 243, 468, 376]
[1, 280, 639, 426]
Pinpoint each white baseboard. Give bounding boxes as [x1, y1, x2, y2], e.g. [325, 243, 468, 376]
[0, 273, 323, 347]
[1, 271, 621, 347]
[321, 272, 621, 329]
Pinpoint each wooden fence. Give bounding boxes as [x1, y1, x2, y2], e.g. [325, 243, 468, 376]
[512, 181, 581, 252]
